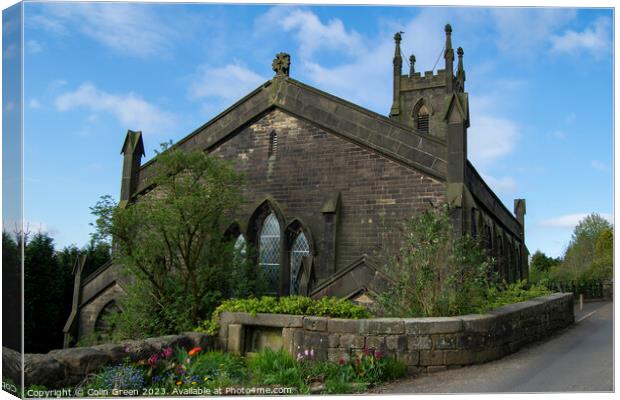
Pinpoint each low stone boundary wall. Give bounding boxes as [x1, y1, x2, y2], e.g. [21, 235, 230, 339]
[217, 293, 574, 374]
[2, 332, 210, 389]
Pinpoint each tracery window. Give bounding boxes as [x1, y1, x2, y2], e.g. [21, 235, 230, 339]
[259, 212, 281, 294]
[290, 232, 310, 294]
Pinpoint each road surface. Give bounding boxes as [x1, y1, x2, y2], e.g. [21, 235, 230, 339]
[371, 301, 613, 393]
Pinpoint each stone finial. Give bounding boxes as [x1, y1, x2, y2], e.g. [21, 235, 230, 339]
[409, 54, 416, 77]
[457, 47, 465, 89]
[445, 24, 452, 34]
[272, 52, 291, 77]
[394, 31, 403, 43]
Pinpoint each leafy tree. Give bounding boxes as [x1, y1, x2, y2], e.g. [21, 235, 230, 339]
[2, 231, 22, 351]
[377, 205, 495, 317]
[528, 250, 561, 284]
[24, 232, 66, 352]
[554, 213, 613, 281]
[530, 250, 560, 273]
[92, 144, 258, 339]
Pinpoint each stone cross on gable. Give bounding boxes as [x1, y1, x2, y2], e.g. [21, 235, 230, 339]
[272, 52, 291, 77]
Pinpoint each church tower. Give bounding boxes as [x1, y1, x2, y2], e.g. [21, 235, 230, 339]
[389, 24, 469, 142]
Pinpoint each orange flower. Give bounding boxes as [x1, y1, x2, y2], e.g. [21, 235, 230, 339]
[188, 346, 202, 357]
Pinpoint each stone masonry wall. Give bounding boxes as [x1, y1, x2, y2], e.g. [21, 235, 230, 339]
[218, 293, 574, 374]
[211, 108, 446, 280]
[3, 333, 211, 389]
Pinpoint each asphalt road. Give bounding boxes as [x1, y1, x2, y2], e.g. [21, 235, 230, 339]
[371, 301, 613, 394]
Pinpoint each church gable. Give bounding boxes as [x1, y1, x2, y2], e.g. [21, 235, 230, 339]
[135, 77, 448, 195]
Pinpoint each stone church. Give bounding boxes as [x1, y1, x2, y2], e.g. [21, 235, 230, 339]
[64, 25, 528, 344]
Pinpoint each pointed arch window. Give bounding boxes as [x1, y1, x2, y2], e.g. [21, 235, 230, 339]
[94, 301, 121, 338]
[259, 212, 281, 294]
[416, 104, 430, 133]
[290, 232, 310, 295]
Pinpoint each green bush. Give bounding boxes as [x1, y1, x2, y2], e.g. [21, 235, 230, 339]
[377, 205, 495, 317]
[198, 295, 370, 335]
[475, 280, 552, 313]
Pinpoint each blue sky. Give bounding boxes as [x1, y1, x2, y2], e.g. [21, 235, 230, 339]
[5, 2, 614, 258]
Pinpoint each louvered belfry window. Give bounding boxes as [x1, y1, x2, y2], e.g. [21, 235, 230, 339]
[290, 232, 310, 294]
[417, 104, 430, 133]
[259, 212, 281, 294]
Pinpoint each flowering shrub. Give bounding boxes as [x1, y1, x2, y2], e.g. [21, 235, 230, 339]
[339, 347, 406, 385]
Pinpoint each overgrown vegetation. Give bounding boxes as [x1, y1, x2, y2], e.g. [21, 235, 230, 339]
[377, 205, 494, 317]
[377, 205, 553, 318]
[530, 213, 613, 286]
[198, 296, 370, 335]
[91, 143, 263, 341]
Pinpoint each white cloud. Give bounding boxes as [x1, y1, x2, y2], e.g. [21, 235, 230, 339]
[539, 213, 613, 229]
[267, 8, 364, 60]
[28, 14, 69, 35]
[489, 8, 577, 58]
[28, 99, 42, 109]
[550, 17, 611, 58]
[26, 40, 43, 54]
[480, 174, 517, 194]
[54, 83, 175, 135]
[30, 3, 174, 57]
[468, 114, 518, 166]
[591, 160, 609, 172]
[189, 64, 267, 102]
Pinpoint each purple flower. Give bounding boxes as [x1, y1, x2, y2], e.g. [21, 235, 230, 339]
[162, 347, 173, 358]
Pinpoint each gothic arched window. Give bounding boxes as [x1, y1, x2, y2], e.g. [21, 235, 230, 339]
[416, 104, 430, 133]
[259, 212, 281, 294]
[290, 232, 310, 294]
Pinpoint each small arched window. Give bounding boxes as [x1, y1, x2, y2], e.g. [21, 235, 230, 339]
[268, 131, 278, 159]
[290, 232, 310, 294]
[259, 212, 281, 294]
[416, 104, 430, 133]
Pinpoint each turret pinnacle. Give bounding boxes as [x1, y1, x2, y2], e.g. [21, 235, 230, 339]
[390, 31, 404, 117]
[444, 24, 454, 93]
[457, 47, 465, 91]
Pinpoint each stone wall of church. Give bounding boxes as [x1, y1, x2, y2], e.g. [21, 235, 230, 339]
[211, 109, 446, 282]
